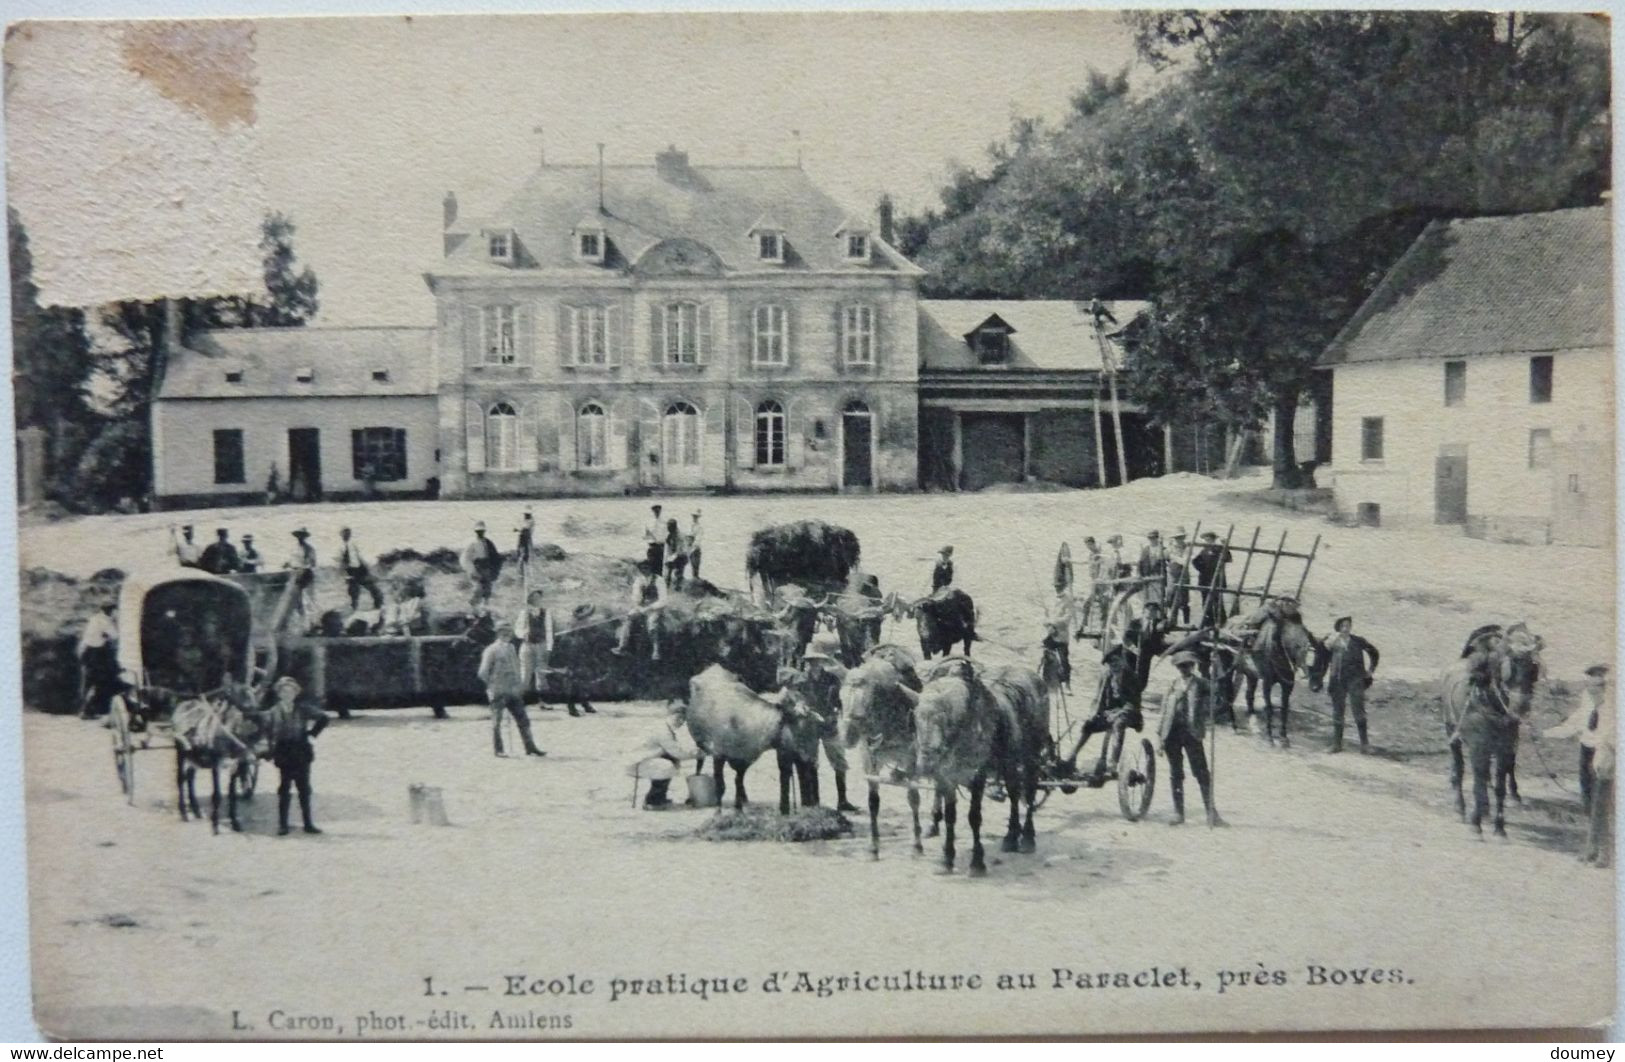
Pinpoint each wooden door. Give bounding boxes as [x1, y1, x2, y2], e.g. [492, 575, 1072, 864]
[842, 409, 874, 490]
[288, 428, 322, 501]
[1434, 451, 1467, 524]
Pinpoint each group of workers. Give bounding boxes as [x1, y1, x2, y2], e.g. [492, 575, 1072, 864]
[1068, 527, 1235, 634]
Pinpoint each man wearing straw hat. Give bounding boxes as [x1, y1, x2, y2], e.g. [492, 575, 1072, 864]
[1165, 527, 1192, 625]
[1324, 615, 1380, 754]
[284, 528, 318, 628]
[786, 632, 859, 813]
[1158, 652, 1226, 827]
[477, 620, 545, 759]
[266, 675, 332, 836]
[463, 520, 503, 606]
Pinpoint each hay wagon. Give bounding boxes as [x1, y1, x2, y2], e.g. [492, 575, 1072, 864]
[106, 569, 277, 805]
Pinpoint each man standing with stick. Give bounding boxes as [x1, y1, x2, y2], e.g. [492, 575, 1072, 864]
[1159, 651, 1226, 827]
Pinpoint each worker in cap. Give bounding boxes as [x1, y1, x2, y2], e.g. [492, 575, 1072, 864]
[785, 631, 857, 812]
[635, 698, 701, 810]
[200, 527, 241, 575]
[170, 523, 202, 568]
[462, 520, 502, 606]
[1104, 534, 1129, 582]
[644, 504, 666, 575]
[239, 533, 262, 574]
[1546, 663, 1615, 866]
[1137, 530, 1169, 611]
[1324, 615, 1379, 754]
[685, 509, 704, 581]
[1165, 527, 1193, 625]
[284, 528, 318, 629]
[613, 559, 667, 661]
[266, 674, 332, 836]
[337, 526, 383, 612]
[932, 544, 956, 593]
[477, 619, 544, 759]
[1159, 651, 1225, 827]
[1063, 642, 1144, 786]
[1192, 531, 1233, 627]
[1076, 536, 1109, 634]
[515, 506, 536, 570]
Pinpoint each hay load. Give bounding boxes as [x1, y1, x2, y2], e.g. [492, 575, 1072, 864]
[745, 520, 861, 595]
[21, 567, 123, 714]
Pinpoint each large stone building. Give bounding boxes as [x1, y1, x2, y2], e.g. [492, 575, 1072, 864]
[1318, 205, 1613, 546]
[426, 147, 922, 497]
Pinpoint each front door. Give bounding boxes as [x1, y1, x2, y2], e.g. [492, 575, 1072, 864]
[1435, 449, 1467, 524]
[662, 402, 703, 488]
[288, 428, 322, 502]
[842, 404, 874, 490]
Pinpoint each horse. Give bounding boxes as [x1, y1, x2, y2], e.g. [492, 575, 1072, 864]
[1440, 624, 1545, 836]
[911, 658, 1049, 875]
[837, 645, 930, 859]
[172, 694, 262, 834]
[1234, 615, 1329, 746]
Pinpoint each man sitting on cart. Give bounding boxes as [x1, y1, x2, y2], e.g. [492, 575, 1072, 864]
[1061, 645, 1144, 786]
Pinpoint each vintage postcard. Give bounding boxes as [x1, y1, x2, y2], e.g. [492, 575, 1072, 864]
[4, 9, 1615, 1041]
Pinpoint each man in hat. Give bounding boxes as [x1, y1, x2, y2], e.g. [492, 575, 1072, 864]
[1075, 536, 1107, 633]
[1165, 527, 1192, 625]
[284, 528, 318, 627]
[786, 632, 858, 812]
[1063, 645, 1143, 785]
[637, 699, 702, 810]
[200, 528, 241, 575]
[1105, 534, 1128, 580]
[516, 588, 594, 717]
[612, 561, 666, 660]
[1324, 615, 1380, 754]
[931, 545, 955, 593]
[462, 521, 503, 606]
[685, 510, 704, 581]
[239, 534, 262, 574]
[1191, 531, 1233, 627]
[170, 524, 202, 568]
[477, 620, 545, 758]
[337, 527, 384, 611]
[1125, 602, 1172, 690]
[1545, 665, 1613, 840]
[1041, 617, 1072, 693]
[265, 675, 332, 836]
[1137, 530, 1168, 609]
[515, 507, 535, 572]
[644, 504, 666, 575]
[1159, 652, 1225, 827]
[76, 598, 119, 719]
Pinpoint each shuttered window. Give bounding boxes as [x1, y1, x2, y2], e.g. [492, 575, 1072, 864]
[840, 305, 875, 365]
[351, 427, 407, 482]
[212, 429, 244, 485]
[663, 301, 702, 364]
[566, 306, 609, 365]
[482, 306, 517, 365]
[753, 304, 788, 365]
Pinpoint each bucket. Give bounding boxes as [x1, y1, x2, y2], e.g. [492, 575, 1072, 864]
[686, 773, 719, 808]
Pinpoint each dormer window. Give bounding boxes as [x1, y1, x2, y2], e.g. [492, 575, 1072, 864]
[758, 232, 783, 263]
[486, 229, 515, 263]
[845, 233, 869, 261]
[965, 314, 1015, 365]
[574, 218, 606, 263]
[294, 367, 314, 383]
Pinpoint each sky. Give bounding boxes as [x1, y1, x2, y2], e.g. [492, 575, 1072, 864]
[8, 11, 1142, 326]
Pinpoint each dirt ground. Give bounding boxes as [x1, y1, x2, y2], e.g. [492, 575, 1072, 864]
[17, 472, 1617, 1038]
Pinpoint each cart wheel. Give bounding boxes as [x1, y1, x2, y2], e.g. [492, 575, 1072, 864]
[237, 757, 259, 799]
[1117, 737, 1155, 821]
[109, 694, 135, 805]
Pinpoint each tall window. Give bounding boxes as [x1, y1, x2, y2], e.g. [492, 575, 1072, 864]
[1528, 428, 1554, 470]
[486, 402, 519, 471]
[663, 301, 701, 364]
[212, 429, 244, 485]
[482, 305, 517, 365]
[753, 304, 788, 365]
[352, 427, 407, 481]
[664, 402, 702, 466]
[1444, 360, 1466, 406]
[755, 400, 786, 467]
[566, 305, 609, 365]
[841, 305, 875, 365]
[577, 402, 608, 468]
[1530, 355, 1554, 403]
[1360, 416, 1385, 461]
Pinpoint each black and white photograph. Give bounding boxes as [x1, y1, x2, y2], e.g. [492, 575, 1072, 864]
[2, 9, 1616, 1040]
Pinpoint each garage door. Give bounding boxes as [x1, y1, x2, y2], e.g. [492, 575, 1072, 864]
[960, 413, 1025, 490]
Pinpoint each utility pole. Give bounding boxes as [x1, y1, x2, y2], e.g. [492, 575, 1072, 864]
[1092, 301, 1130, 487]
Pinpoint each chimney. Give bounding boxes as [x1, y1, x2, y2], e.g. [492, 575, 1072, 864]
[877, 194, 895, 245]
[443, 191, 459, 228]
[655, 144, 691, 185]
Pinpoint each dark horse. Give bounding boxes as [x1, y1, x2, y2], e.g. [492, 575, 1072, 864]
[172, 694, 261, 834]
[1441, 624, 1544, 837]
[1234, 615, 1329, 747]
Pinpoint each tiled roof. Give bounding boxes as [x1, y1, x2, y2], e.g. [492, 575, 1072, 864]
[158, 327, 436, 399]
[1320, 206, 1612, 366]
[439, 161, 919, 276]
[918, 299, 1148, 371]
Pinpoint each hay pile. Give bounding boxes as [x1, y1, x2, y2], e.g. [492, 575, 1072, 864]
[694, 805, 854, 843]
[745, 520, 861, 591]
[20, 567, 123, 714]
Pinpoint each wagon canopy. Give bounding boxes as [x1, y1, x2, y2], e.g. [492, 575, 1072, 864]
[116, 567, 254, 697]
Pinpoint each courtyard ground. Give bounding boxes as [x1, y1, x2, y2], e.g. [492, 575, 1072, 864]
[16, 472, 1616, 1038]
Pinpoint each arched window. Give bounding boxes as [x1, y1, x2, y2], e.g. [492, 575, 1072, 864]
[755, 399, 786, 467]
[577, 402, 608, 468]
[843, 399, 870, 415]
[753, 304, 788, 365]
[486, 401, 518, 471]
[663, 401, 701, 466]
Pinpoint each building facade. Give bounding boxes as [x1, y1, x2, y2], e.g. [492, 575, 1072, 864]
[425, 148, 922, 498]
[1318, 206, 1613, 545]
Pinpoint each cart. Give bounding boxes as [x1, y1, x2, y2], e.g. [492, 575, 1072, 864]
[106, 568, 276, 805]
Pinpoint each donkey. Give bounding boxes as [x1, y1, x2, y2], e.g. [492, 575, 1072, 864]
[172, 694, 262, 834]
[1235, 615, 1329, 747]
[1440, 624, 1544, 837]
